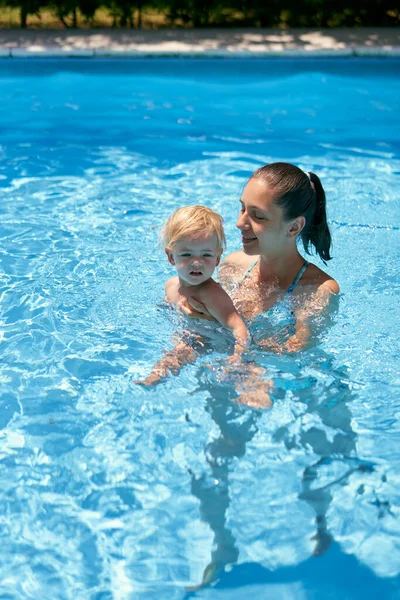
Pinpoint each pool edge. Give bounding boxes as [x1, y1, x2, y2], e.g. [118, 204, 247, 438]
[1, 46, 400, 58]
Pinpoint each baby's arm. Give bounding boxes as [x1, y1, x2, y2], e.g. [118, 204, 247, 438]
[200, 284, 250, 358]
[135, 336, 197, 386]
[134, 278, 196, 385]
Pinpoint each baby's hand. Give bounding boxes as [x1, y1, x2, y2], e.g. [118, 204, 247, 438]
[235, 364, 273, 409]
[179, 298, 215, 321]
[236, 388, 272, 409]
[133, 374, 162, 386]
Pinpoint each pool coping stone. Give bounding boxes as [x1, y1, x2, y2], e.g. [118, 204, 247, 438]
[1, 28, 400, 58]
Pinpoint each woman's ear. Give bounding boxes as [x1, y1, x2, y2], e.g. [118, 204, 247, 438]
[287, 216, 306, 238]
[165, 248, 175, 265]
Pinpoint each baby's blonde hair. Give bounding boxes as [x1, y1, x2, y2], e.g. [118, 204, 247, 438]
[161, 205, 226, 253]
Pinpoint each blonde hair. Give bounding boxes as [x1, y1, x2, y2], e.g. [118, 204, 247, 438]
[161, 205, 226, 253]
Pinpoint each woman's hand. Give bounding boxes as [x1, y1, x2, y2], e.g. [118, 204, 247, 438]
[235, 363, 272, 409]
[178, 298, 215, 321]
[255, 337, 284, 354]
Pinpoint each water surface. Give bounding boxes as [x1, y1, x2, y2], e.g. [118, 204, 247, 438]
[0, 58, 399, 599]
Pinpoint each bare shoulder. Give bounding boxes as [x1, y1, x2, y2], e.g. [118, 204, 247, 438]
[165, 276, 179, 300]
[221, 250, 256, 268]
[195, 278, 226, 300]
[219, 251, 257, 286]
[195, 278, 236, 316]
[301, 263, 340, 294]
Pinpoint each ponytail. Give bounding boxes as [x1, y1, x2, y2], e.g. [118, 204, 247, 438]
[252, 163, 333, 264]
[301, 172, 332, 263]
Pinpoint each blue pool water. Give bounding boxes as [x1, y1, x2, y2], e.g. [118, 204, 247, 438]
[0, 58, 399, 599]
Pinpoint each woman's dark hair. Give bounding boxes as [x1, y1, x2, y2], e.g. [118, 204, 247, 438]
[251, 162, 332, 263]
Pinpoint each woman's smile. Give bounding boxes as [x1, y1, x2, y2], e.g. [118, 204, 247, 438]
[242, 234, 258, 245]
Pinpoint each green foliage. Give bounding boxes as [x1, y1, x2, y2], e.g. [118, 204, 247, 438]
[6, 0, 44, 27]
[104, 0, 144, 28]
[2, 0, 400, 28]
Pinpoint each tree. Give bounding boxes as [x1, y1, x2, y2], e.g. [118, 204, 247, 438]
[79, 0, 100, 24]
[6, 0, 43, 27]
[104, 0, 149, 28]
[48, 0, 100, 28]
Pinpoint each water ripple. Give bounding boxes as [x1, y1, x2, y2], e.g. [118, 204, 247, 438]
[0, 60, 399, 597]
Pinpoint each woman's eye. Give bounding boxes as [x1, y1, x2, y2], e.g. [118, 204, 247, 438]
[254, 215, 266, 220]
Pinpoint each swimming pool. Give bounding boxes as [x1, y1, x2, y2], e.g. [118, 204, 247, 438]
[0, 58, 399, 599]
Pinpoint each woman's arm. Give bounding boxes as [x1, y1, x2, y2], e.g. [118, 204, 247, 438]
[286, 281, 339, 352]
[257, 281, 339, 354]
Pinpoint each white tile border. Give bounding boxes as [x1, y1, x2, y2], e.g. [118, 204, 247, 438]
[10, 48, 95, 57]
[354, 46, 400, 56]
[0, 46, 399, 58]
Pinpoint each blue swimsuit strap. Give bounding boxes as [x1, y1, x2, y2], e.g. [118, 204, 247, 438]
[287, 260, 309, 294]
[241, 258, 309, 294]
[242, 258, 260, 280]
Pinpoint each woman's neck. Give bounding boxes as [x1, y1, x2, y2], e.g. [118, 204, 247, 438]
[257, 249, 306, 289]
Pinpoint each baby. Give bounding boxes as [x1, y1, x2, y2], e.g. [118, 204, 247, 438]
[138, 205, 250, 385]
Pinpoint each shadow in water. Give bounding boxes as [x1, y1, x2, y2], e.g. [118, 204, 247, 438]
[211, 542, 400, 599]
[275, 353, 362, 557]
[184, 347, 374, 593]
[187, 390, 259, 591]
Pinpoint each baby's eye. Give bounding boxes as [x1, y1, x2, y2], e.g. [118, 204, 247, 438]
[203, 253, 213, 257]
[181, 253, 191, 257]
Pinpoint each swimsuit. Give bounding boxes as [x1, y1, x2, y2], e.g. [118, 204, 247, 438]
[241, 258, 309, 291]
[238, 258, 309, 340]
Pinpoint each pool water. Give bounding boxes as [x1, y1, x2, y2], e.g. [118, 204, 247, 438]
[0, 58, 399, 599]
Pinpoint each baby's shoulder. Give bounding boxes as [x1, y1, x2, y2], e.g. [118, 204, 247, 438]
[195, 277, 219, 296]
[165, 276, 179, 300]
[196, 279, 230, 306]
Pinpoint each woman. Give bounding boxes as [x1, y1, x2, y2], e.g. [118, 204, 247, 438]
[184, 164, 344, 588]
[183, 162, 339, 352]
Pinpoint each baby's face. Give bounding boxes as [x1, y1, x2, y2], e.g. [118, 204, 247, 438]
[167, 234, 221, 286]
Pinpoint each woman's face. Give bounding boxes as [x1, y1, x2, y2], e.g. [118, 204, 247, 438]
[236, 177, 291, 257]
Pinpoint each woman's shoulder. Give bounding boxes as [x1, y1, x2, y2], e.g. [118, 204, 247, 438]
[302, 262, 340, 294]
[221, 250, 257, 268]
[219, 251, 257, 284]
